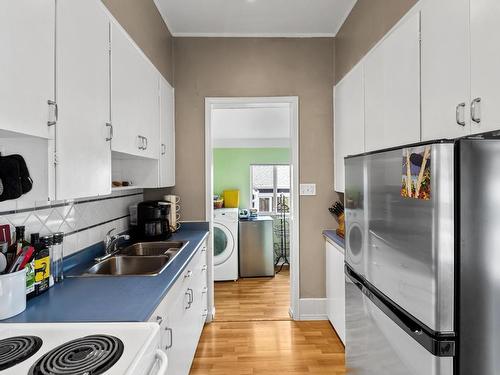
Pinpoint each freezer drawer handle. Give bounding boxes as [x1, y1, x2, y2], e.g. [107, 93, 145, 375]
[345, 265, 456, 357]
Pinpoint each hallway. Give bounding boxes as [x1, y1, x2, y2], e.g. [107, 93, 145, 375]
[190, 270, 346, 374]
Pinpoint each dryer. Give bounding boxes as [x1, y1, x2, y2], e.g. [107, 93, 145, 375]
[213, 208, 239, 281]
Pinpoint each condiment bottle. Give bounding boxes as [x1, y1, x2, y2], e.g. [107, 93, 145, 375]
[52, 232, 64, 283]
[34, 235, 52, 295]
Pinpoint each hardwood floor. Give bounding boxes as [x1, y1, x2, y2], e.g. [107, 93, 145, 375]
[214, 269, 291, 322]
[190, 268, 346, 374]
[190, 320, 346, 375]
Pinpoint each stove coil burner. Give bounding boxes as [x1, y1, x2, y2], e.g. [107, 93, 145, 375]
[0, 336, 43, 370]
[29, 334, 124, 375]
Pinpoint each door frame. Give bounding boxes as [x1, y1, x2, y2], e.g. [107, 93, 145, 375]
[204, 96, 300, 321]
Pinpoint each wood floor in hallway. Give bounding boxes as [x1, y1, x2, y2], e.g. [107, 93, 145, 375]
[190, 269, 346, 374]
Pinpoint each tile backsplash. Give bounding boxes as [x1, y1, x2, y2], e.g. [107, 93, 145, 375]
[0, 189, 143, 258]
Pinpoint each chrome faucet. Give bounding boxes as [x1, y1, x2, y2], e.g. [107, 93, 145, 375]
[95, 228, 130, 262]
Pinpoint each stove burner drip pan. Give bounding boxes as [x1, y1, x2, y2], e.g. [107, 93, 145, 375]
[29, 334, 124, 375]
[0, 336, 43, 370]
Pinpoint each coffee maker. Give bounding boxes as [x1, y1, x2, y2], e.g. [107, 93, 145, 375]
[137, 201, 172, 240]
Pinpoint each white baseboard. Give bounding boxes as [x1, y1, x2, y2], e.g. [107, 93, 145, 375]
[298, 298, 328, 320]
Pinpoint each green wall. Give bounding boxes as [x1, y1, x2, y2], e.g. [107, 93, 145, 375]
[213, 148, 290, 208]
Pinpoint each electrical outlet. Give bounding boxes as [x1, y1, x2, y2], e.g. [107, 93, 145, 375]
[300, 183, 316, 196]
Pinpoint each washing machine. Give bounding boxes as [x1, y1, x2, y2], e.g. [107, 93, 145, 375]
[213, 208, 239, 281]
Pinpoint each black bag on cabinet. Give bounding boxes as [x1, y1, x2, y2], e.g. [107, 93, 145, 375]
[0, 154, 33, 202]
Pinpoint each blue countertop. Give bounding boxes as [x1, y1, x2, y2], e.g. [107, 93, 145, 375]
[3, 223, 209, 323]
[323, 230, 345, 249]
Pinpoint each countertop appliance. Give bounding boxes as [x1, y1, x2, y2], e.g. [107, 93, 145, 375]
[213, 208, 239, 281]
[344, 136, 500, 375]
[137, 201, 172, 241]
[239, 216, 274, 277]
[0, 322, 168, 374]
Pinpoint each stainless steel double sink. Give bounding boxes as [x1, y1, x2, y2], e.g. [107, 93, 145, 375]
[78, 241, 188, 277]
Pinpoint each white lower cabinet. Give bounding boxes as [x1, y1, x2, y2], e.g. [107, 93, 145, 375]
[325, 239, 345, 345]
[149, 241, 208, 375]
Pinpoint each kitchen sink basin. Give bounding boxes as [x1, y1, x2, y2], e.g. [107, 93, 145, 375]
[81, 256, 170, 277]
[119, 241, 188, 257]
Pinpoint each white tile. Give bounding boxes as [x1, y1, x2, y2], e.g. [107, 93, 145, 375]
[63, 233, 78, 257]
[77, 230, 90, 251]
[23, 213, 45, 237]
[44, 209, 63, 233]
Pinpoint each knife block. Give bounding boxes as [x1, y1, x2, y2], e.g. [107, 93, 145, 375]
[336, 212, 345, 238]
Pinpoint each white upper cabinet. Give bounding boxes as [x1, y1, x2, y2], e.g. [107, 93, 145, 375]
[334, 64, 364, 193]
[0, 0, 54, 138]
[111, 22, 160, 160]
[159, 77, 176, 187]
[364, 12, 421, 152]
[421, 0, 471, 141]
[55, 0, 111, 199]
[470, 0, 500, 133]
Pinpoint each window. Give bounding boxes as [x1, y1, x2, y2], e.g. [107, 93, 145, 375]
[250, 164, 290, 214]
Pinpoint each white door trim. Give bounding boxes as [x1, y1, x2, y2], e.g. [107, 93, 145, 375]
[205, 96, 300, 321]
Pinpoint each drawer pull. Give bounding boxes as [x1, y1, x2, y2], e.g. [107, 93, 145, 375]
[165, 327, 173, 349]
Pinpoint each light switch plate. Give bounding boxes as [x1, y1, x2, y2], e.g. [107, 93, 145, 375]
[300, 183, 316, 196]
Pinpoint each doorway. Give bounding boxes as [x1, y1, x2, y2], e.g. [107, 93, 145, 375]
[204, 97, 300, 321]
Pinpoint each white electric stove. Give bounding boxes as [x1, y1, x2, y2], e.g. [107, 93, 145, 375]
[0, 322, 168, 375]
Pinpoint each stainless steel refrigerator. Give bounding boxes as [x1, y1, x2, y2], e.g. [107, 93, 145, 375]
[344, 137, 500, 375]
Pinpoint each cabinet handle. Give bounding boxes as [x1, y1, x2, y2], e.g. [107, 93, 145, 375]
[165, 327, 173, 349]
[184, 270, 193, 278]
[161, 143, 166, 155]
[202, 309, 208, 318]
[201, 247, 207, 253]
[47, 100, 58, 126]
[202, 286, 208, 294]
[144, 137, 148, 150]
[456, 103, 466, 126]
[185, 288, 193, 309]
[137, 136, 143, 150]
[202, 265, 208, 271]
[471, 97, 481, 124]
[106, 122, 113, 141]
[156, 315, 163, 325]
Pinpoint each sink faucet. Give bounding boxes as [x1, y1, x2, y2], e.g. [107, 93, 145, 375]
[95, 228, 130, 262]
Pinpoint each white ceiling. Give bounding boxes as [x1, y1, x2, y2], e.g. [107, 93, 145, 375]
[212, 107, 290, 148]
[153, 0, 357, 37]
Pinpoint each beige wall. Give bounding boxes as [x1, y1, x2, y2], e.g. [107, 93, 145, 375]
[169, 38, 337, 298]
[335, 0, 417, 83]
[102, 0, 174, 84]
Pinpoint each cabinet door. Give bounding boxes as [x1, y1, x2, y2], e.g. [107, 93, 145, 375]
[421, 0, 471, 140]
[159, 77, 175, 187]
[0, 0, 54, 138]
[326, 240, 346, 345]
[111, 22, 160, 159]
[365, 12, 421, 152]
[165, 285, 193, 375]
[470, 0, 500, 133]
[334, 64, 364, 193]
[55, 0, 111, 200]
